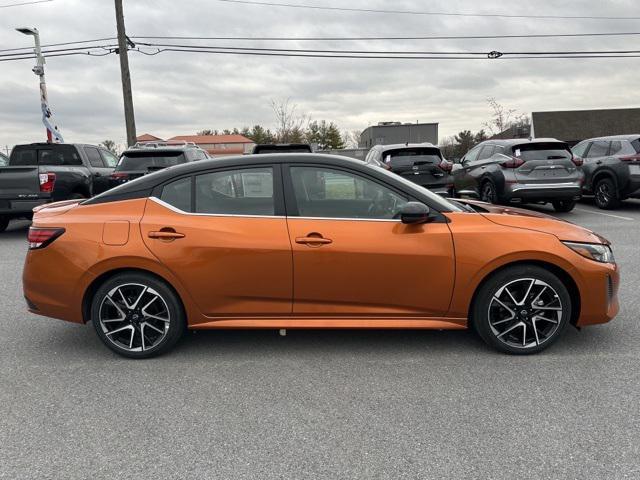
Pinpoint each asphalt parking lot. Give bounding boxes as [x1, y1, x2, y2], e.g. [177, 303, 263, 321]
[1, 199, 639, 480]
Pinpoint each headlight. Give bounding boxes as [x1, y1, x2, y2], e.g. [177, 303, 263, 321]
[562, 241, 615, 264]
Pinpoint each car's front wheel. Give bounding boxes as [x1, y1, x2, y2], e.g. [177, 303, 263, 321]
[480, 180, 498, 204]
[91, 272, 186, 358]
[594, 177, 621, 209]
[472, 265, 571, 354]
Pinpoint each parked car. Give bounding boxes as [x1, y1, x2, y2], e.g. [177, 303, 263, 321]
[0, 151, 8, 166]
[109, 142, 208, 188]
[364, 143, 453, 196]
[571, 135, 640, 209]
[252, 143, 313, 154]
[24, 153, 618, 358]
[0, 163, 53, 232]
[9, 143, 118, 201]
[452, 138, 584, 212]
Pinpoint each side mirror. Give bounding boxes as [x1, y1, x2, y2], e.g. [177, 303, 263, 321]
[400, 202, 431, 224]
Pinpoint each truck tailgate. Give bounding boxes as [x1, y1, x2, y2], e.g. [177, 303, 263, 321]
[0, 166, 41, 199]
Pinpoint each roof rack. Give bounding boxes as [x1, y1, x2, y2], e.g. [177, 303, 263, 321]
[132, 140, 199, 149]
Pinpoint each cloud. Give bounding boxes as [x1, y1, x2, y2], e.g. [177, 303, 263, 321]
[1, 0, 638, 149]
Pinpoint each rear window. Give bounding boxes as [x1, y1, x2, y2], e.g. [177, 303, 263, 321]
[117, 151, 186, 171]
[512, 143, 571, 161]
[631, 138, 640, 153]
[253, 145, 312, 154]
[383, 147, 442, 163]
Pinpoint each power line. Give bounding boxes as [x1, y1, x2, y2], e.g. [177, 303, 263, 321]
[131, 32, 640, 42]
[215, 0, 640, 20]
[0, 0, 52, 8]
[0, 37, 116, 53]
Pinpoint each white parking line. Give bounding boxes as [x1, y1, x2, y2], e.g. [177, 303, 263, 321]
[574, 208, 634, 221]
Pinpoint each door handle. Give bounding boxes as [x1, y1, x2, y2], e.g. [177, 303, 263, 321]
[295, 233, 332, 246]
[148, 229, 185, 240]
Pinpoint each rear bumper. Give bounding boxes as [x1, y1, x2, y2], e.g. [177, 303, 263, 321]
[0, 198, 50, 216]
[504, 182, 582, 202]
[398, 173, 453, 194]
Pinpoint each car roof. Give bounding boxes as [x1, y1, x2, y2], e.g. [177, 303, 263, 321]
[580, 134, 640, 142]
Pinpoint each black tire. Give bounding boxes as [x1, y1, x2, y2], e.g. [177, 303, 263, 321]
[480, 180, 498, 204]
[552, 199, 576, 213]
[0, 216, 9, 233]
[594, 177, 621, 210]
[91, 272, 186, 359]
[472, 265, 571, 355]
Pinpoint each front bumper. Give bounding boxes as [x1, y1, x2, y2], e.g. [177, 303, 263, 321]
[574, 261, 620, 327]
[504, 182, 582, 202]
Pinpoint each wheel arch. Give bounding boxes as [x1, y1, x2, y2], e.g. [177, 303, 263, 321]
[81, 267, 187, 324]
[468, 260, 581, 327]
[592, 169, 619, 191]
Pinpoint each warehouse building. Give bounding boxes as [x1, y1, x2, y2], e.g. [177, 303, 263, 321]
[359, 122, 439, 148]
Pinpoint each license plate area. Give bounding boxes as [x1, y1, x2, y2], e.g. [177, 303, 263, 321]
[629, 164, 640, 175]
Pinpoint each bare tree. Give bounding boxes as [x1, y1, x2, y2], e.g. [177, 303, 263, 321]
[271, 98, 308, 143]
[341, 129, 362, 149]
[100, 140, 121, 155]
[482, 97, 529, 136]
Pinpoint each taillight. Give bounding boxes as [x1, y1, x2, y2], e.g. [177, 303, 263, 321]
[500, 156, 525, 168]
[572, 156, 584, 167]
[39, 172, 55, 193]
[438, 159, 453, 173]
[620, 154, 640, 162]
[110, 172, 129, 180]
[27, 227, 65, 250]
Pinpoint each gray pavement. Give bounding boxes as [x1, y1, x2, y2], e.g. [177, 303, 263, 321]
[1, 200, 639, 479]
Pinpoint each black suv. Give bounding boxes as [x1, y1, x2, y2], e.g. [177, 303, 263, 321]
[571, 135, 640, 209]
[364, 143, 453, 196]
[9, 143, 118, 201]
[252, 143, 313, 154]
[109, 142, 208, 188]
[452, 139, 584, 212]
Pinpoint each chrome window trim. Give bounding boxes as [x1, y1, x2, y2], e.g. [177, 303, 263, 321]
[149, 196, 401, 222]
[510, 182, 581, 192]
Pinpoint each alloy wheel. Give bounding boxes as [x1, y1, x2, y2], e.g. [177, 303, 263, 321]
[488, 278, 563, 349]
[595, 182, 612, 207]
[481, 182, 497, 203]
[98, 283, 170, 353]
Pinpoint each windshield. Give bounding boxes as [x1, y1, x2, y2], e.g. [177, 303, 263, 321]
[117, 151, 185, 171]
[513, 143, 572, 161]
[364, 163, 464, 212]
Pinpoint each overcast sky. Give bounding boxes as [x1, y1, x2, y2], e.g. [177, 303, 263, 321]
[1, 0, 638, 150]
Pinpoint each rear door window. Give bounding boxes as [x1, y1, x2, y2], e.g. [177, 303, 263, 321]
[585, 141, 610, 158]
[85, 147, 105, 168]
[463, 146, 482, 163]
[571, 142, 588, 157]
[160, 176, 192, 212]
[195, 167, 275, 216]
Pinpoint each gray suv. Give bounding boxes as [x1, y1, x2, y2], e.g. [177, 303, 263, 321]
[452, 138, 584, 212]
[364, 143, 453, 196]
[571, 135, 640, 209]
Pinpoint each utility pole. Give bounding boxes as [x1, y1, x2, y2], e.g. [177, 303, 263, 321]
[16, 27, 63, 143]
[114, 0, 137, 147]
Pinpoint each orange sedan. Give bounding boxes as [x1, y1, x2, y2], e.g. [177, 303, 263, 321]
[23, 154, 619, 358]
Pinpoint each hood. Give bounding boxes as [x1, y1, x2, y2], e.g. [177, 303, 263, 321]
[454, 199, 608, 244]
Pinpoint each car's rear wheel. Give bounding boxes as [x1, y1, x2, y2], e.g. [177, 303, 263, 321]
[91, 273, 186, 358]
[472, 265, 571, 354]
[594, 177, 620, 210]
[552, 199, 576, 212]
[480, 180, 498, 204]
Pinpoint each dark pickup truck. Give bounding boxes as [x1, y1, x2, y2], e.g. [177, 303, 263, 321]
[9, 143, 118, 200]
[0, 143, 118, 232]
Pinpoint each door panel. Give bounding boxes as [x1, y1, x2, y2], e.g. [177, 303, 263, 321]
[287, 218, 455, 315]
[140, 199, 293, 316]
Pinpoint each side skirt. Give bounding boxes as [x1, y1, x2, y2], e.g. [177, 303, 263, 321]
[189, 317, 468, 330]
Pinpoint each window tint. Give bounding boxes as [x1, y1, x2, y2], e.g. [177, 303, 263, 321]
[571, 142, 588, 157]
[100, 150, 119, 167]
[160, 177, 192, 212]
[631, 138, 640, 153]
[195, 167, 274, 216]
[513, 142, 572, 161]
[9, 148, 37, 166]
[117, 151, 185, 171]
[609, 141, 635, 156]
[478, 145, 495, 160]
[85, 147, 105, 168]
[290, 166, 408, 219]
[586, 141, 610, 158]
[39, 146, 83, 166]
